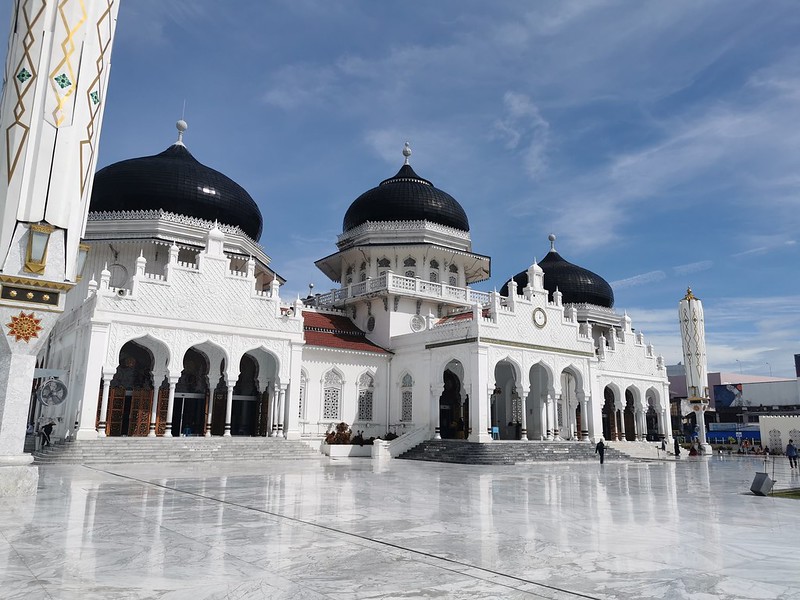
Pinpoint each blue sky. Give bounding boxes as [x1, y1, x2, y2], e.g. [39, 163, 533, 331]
[2, 1, 799, 376]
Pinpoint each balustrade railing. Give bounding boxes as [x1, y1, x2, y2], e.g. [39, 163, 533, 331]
[313, 272, 490, 308]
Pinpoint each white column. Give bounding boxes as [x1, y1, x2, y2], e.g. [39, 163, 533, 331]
[164, 377, 179, 437]
[552, 394, 561, 440]
[270, 383, 279, 437]
[468, 346, 492, 443]
[75, 324, 111, 441]
[277, 385, 287, 437]
[205, 392, 214, 437]
[97, 372, 114, 437]
[519, 387, 529, 441]
[223, 384, 234, 437]
[148, 373, 164, 437]
[431, 382, 444, 440]
[618, 406, 626, 441]
[539, 395, 547, 440]
[580, 396, 590, 441]
[284, 344, 304, 440]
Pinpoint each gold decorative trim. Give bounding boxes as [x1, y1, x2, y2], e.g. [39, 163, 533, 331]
[49, 0, 88, 126]
[6, 1, 48, 182]
[0, 274, 74, 292]
[79, 1, 115, 194]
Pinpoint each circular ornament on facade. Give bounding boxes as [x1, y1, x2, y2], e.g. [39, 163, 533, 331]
[367, 316, 375, 332]
[533, 307, 547, 328]
[410, 314, 426, 332]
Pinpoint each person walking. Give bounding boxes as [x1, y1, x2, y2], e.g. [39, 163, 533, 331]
[673, 436, 681, 458]
[595, 438, 605, 465]
[40, 421, 54, 447]
[786, 439, 798, 469]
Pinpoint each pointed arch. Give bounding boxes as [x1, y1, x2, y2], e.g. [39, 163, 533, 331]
[321, 368, 344, 421]
[400, 371, 414, 422]
[357, 370, 376, 421]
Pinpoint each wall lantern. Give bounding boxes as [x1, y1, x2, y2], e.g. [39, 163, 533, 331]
[24, 223, 55, 274]
[76, 243, 90, 281]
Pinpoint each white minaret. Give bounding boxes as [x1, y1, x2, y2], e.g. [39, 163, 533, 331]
[678, 287, 711, 453]
[0, 0, 121, 495]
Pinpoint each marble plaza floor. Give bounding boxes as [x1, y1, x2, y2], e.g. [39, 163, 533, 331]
[1, 455, 799, 600]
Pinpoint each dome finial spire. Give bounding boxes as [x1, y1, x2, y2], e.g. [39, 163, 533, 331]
[548, 233, 556, 252]
[402, 141, 412, 165]
[175, 119, 188, 146]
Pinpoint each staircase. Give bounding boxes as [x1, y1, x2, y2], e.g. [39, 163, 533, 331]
[399, 440, 629, 465]
[32, 437, 321, 465]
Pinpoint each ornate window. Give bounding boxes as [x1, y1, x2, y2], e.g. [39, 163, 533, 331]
[430, 259, 439, 269]
[401, 374, 413, 422]
[322, 370, 343, 420]
[298, 371, 307, 419]
[359, 261, 367, 282]
[357, 372, 374, 421]
[377, 258, 391, 277]
[448, 263, 458, 286]
[403, 257, 416, 278]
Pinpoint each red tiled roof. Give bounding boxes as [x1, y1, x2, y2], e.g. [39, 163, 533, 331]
[302, 311, 390, 354]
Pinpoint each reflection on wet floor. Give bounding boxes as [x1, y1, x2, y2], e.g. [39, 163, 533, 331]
[1, 456, 799, 599]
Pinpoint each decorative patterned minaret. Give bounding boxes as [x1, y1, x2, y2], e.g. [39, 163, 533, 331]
[678, 287, 711, 453]
[0, 0, 120, 495]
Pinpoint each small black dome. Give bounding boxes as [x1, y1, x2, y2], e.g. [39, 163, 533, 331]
[500, 249, 615, 308]
[90, 144, 263, 240]
[342, 163, 469, 233]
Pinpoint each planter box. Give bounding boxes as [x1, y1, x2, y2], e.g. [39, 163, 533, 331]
[322, 443, 373, 458]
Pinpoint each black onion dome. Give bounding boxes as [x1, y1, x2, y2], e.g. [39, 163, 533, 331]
[90, 144, 263, 240]
[342, 163, 469, 232]
[500, 249, 614, 308]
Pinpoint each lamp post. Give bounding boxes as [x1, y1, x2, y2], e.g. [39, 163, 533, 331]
[766, 362, 772, 377]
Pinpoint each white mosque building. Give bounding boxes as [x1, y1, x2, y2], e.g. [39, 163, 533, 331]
[34, 124, 673, 453]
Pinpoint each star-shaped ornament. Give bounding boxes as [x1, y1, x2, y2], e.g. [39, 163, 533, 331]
[6, 311, 43, 343]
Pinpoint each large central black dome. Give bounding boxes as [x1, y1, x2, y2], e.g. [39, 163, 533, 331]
[342, 158, 469, 233]
[90, 141, 263, 241]
[500, 238, 614, 308]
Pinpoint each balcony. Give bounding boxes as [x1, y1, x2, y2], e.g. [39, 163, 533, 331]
[313, 272, 490, 308]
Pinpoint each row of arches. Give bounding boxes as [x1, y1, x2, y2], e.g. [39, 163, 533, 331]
[433, 357, 668, 443]
[97, 338, 282, 437]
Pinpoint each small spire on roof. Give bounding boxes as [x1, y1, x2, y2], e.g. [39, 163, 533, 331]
[548, 233, 556, 252]
[403, 141, 412, 165]
[175, 119, 188, 145]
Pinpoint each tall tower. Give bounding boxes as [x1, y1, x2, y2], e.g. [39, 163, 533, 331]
[0, 1, 121, 495]
[678, 287, 711, 452]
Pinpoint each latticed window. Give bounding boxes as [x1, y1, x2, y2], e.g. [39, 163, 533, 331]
[298, 371, 307, 419]
[403, 257, 416, 278]
[322, 370, 343, 420]
[448, 263, 458, 286]
[357, 372, 374, 421]
[401, 374, 413, 422]
[511, 388, 522, 423]
[430, 271, 438, 283]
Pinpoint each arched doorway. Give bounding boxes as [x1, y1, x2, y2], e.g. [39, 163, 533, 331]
[439, 360, 466, 439]
[231, 355, 259, 435]
[492, 360, 521, 440]
[527, 363, 551, 440]
[624, 388, 637, 441]
[602, 385, 619, 441]
[103, 340, 168, 437]
[173, 348, 210, 436]
[560, 369, 579, 440]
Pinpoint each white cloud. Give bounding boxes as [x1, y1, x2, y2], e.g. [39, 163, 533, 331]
[672, 260, 713, 276]
[610, 270, 667, 290]
[492, 92, 550, 179]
